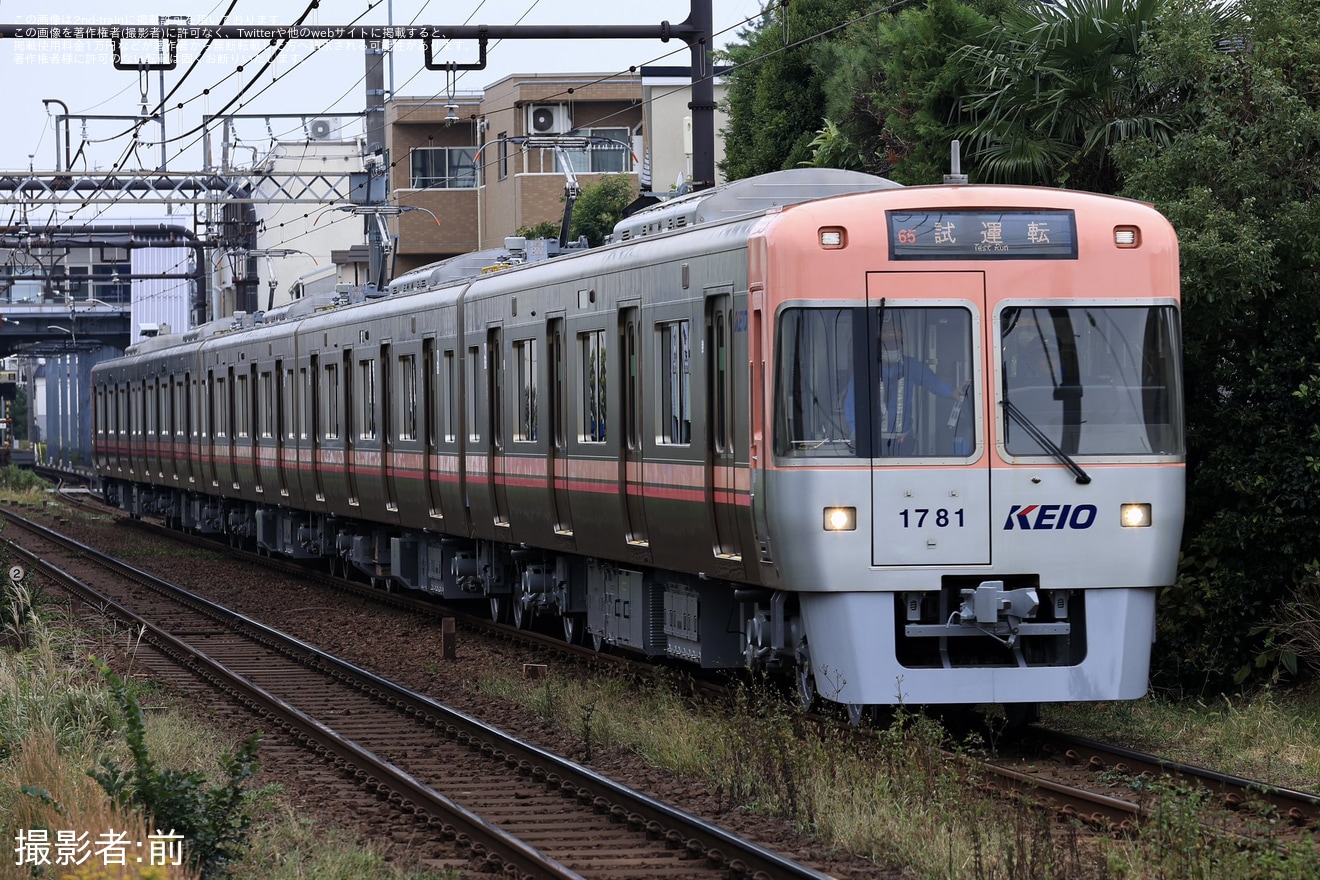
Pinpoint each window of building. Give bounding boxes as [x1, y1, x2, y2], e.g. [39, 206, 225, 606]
[555, 128, 632, 174]
[410, 146, 480, 189]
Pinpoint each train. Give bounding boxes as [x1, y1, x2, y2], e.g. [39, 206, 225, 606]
[90, 167, 1185, 720]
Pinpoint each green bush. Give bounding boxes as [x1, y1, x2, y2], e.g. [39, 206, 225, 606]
[89, 658, 264, 879]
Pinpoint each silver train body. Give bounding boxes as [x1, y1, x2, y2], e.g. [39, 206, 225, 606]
[92, 169, 1185, 711]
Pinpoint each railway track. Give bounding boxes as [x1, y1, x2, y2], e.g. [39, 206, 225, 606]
[997, 729, 1320, 839]
[21, 485, 1320, 852]
[2, 507, 837, 880]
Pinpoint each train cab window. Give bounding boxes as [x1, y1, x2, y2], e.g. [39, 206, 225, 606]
[579, 329, 607, 443]
[513, 339, 538, 442]
[774, 306, 975, 459]
[999, 305, 1184, 456]
[658, 320, 691, 445]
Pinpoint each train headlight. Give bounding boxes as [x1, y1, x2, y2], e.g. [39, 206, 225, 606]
[823, 507, 856, 531]
[1120, 503, 1152, 528]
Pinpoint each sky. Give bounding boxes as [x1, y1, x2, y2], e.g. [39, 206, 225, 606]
[0, 1, 761, 174]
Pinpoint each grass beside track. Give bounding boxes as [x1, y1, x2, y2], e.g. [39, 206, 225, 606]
[6, 489, 1320, 878]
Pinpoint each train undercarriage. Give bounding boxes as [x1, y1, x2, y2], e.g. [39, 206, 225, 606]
[103, 479, 797, 678]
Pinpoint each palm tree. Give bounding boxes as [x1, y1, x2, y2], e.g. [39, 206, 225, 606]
[956, 0, 1238, 189]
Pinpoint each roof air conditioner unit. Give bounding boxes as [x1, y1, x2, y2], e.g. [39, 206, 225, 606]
[308, 117, 344, 141]
[526, 104, 571, 135]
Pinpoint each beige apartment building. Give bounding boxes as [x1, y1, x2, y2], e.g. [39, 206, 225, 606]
[386, 68, 726, 275]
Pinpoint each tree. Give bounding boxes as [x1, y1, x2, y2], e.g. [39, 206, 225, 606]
[568, 176, 636, 248]
[516, 220, 560, 240]
[718, 0, 874, 180]
[1112, 0, 1320, 689]
[810, 0, 1012, 184]
[955, 0, 1223, 189]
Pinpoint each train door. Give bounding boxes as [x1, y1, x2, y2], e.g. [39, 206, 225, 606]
[486, 327, 510, 525]
[381, 344, 399, 513]
[343, 349, 359, 506]
[706, 290, 740, 559]
[866, 273, 989, 566]
[423, 339, 444, 520]
[547, 317, 573, 535]
[619, 306, 648, 545]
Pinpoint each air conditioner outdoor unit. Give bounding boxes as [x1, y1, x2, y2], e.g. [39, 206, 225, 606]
[308, 116, 344, 141]
[526, 104, 571, 135]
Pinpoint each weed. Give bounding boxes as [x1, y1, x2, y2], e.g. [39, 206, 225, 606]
[87, 657, 265, 879]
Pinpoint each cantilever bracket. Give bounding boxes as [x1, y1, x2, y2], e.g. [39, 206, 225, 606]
[112, 37, 179, 71]
[423, 29, 488, 71]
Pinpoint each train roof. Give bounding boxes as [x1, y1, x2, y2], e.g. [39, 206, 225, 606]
[611, 168, 903, 242]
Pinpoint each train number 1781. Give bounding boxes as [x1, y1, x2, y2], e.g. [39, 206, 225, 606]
[899, 508, 965, 528]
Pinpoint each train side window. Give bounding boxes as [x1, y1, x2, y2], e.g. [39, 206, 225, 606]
[442, 350, 457, 443]
[298, 367, 309, 440]
[423, 341, 438, 451]
[399, 354, 418, 441]
[282, 367, 295, 441]
[657, 320, 691, 445]
[487, 330, 503, 448]
[259, 371, 274, 439]
[712, 310, 732, 453]
[513, 339, 538, 442]
[621, 313, 641, 450]
[467, 346, 481, 443]
[324, 363, 339, 440]
[549, 321, 566, 449]
[236, 372, 250, 440]
[359, 357, 377, 441]
[579, 329, 607, 443]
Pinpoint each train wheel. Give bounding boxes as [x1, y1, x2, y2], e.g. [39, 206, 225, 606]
[562, 614, 580, 645]
[795, 648, 818, 714]
[846, 703, 871, 728]
[1004, 702, 1040, 732]
[590, 629, 604, 653]
[489, 596, 506, 624]
[512, 596, 528, 629]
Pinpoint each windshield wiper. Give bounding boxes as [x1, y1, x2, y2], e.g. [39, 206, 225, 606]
[1001, 399, 1091, 484]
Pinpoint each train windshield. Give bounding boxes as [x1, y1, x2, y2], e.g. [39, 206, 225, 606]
[999, 306, 1183, 456]
[774, 306, 976, 459]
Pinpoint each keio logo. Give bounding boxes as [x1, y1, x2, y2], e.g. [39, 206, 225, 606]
[1003, 504, 1097, 531]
